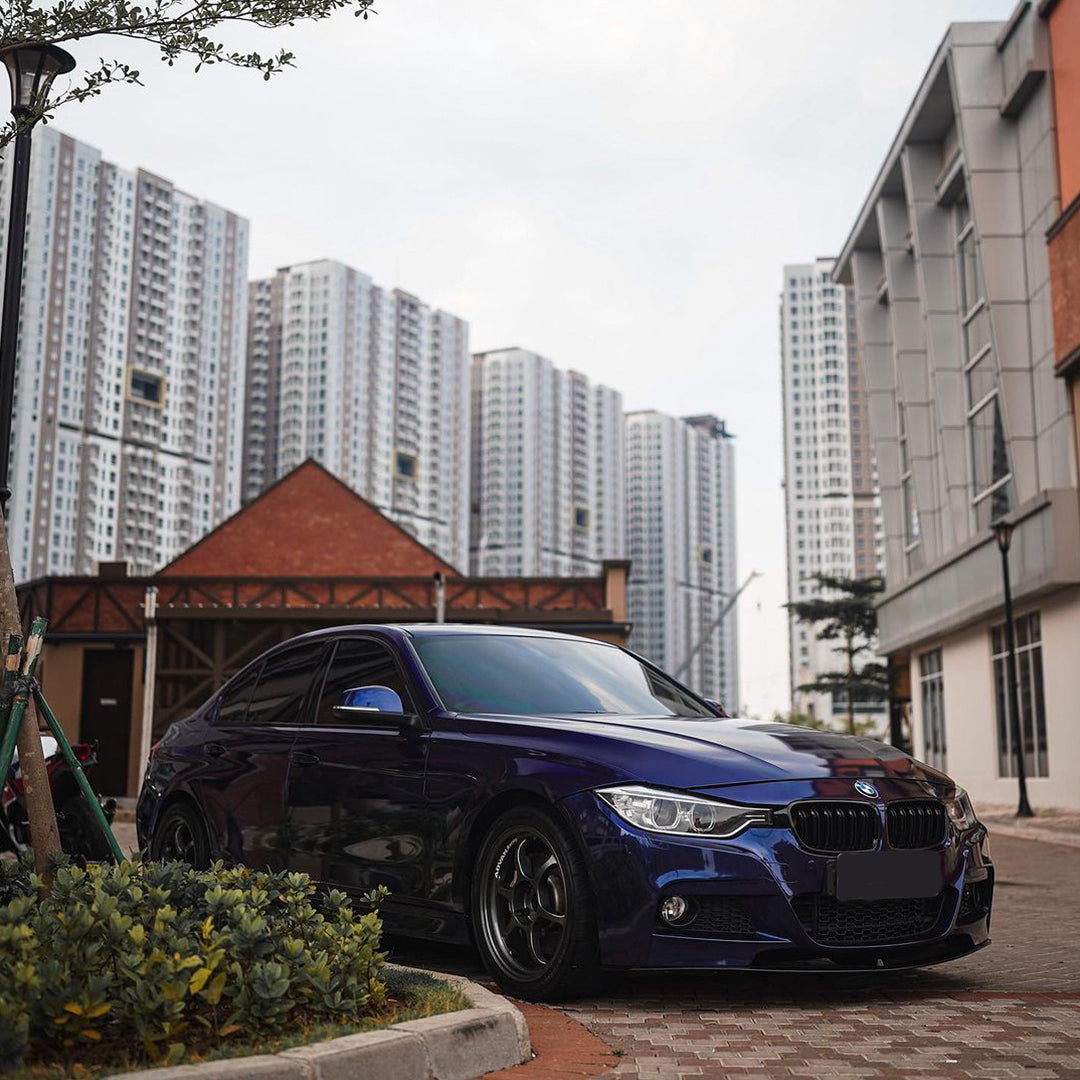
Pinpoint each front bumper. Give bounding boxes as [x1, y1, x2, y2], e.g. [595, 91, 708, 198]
[560, 785, 993, 971]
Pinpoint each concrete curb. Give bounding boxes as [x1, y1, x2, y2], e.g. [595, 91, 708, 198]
[984, 821, 1080, 849]
[103, 965, 531, 1080]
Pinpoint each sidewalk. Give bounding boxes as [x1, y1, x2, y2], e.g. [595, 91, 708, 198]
[976, 802, 1080, 849]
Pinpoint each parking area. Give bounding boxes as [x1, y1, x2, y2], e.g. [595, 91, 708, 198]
[560, 834, 1080, 1079]
[393, 834, 1080, 1079]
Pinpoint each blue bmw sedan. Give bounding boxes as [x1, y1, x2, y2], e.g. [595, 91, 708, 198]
[137, 624, 993, 1000]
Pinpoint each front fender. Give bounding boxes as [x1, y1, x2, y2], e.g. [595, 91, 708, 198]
[426, 719, 630, 911]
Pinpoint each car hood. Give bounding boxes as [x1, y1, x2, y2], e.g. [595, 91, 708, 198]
[455, 712, 949, 794]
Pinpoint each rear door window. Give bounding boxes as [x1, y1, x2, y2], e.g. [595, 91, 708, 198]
[216, 664, 260, 724]
[315, 638, 414, 725]
[247, 643, 328, 727]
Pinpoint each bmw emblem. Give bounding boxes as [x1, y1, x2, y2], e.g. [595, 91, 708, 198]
[854, 780, 879, 799]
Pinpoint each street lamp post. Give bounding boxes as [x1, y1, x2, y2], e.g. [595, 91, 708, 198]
[0, 43, 76, 504]
[992, 519, 1034, 818]
[0, 43, 76, 881]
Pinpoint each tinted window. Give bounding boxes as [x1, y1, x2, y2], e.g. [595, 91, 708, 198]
[413, 635, 712, 718]
[217, 665, 259, 724]
[316, 638, 413, 724]
[246, 643, 326, 726]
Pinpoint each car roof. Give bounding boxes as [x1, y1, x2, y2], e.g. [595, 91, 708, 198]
[375, 623, 601, 640]
[215, 624, 622, 704]
[278, 623, 610, 644]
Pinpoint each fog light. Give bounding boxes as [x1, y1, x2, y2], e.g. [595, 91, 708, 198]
[659, 895, 688, 924]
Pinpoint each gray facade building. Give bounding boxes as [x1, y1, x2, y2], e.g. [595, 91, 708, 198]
[243, 260, 471, 569]
[0, 127, 249, 579]
[835, 6, 1080, 808]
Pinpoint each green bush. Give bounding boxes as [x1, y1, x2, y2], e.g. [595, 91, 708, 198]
[0, 854, 387, 1073]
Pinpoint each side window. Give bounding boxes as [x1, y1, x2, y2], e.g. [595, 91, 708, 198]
[316, 638, 413, 725]
[216, 664, 260, 724]
[247, 643, 327, 727]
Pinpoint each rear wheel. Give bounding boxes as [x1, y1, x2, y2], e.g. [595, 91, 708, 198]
[472, 805, 601, 1001]
[150, 801, 210, 869]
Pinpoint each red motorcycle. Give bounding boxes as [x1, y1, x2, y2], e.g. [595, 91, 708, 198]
[1, 734, 117, 861]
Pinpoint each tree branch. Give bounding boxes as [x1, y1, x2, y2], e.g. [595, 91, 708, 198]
[0, 0, 376, 148]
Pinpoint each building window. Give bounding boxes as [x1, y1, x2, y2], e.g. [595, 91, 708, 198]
[992, 612, 1048, 778]
[898, 404, 920, 541]
[395, 451, 417, 480]
[129, 369, 164, 407]
[955, 194, 1012, 527]
[969, 396, 1012, 526]
[919, 649, 946, 771]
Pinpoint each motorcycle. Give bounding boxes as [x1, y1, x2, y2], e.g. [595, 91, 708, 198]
[1, 733, 118, 861]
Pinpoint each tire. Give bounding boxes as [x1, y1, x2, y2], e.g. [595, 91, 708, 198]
[471, 805, 601, 1001]
[150, 800, 211, 869]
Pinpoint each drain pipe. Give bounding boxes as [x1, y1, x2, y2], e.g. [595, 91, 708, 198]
[138, 585, 158, 787]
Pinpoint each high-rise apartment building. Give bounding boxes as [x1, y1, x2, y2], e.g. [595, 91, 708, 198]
[835, 5, 1080, 808]
[625, 411, 738, 707]
[243, 260, 470, 568]
[0, 127, 249, 579]
[780, 258, 883, 723]
[469, 348, 624, 576]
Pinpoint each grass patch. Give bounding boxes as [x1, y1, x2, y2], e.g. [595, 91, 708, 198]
[11, 968, 469, 1079]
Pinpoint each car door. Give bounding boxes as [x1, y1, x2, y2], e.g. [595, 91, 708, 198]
[194, 641, 328, 871]
[285, 635, 430, 907]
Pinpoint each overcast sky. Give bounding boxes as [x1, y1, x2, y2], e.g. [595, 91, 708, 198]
[55, 0, 1016, 719]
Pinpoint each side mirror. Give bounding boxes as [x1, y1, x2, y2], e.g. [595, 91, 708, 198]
[704, 698, 729, 717]
[334, 685, 406, 717]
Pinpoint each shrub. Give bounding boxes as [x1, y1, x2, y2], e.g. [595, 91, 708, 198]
[0, 854, 387, 1073]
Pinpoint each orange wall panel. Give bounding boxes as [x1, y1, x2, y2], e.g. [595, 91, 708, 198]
[1050, 0, 1080, 207]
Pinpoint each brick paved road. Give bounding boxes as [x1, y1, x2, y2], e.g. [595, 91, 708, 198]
[392, 835, 1080, 1079]
[563, 835, 1080, 1079]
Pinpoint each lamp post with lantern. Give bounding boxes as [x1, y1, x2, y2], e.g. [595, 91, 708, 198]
[0, 42, 76, 879]
[992, 518, 1034, 819]
[0, 43, 76, 504]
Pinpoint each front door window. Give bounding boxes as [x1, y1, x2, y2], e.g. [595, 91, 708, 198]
[315, 638, 413, 724]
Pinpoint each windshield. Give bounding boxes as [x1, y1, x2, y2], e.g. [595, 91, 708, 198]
[413, 634, 716, 718]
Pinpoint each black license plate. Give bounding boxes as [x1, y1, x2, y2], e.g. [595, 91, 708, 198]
[835, 850, 943, 901]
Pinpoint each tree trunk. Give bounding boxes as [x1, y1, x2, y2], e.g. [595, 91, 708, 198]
[0, 511, 61, 886]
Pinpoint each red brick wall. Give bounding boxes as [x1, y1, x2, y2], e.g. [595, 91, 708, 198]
[161, 461, 458, 577]
[1049, 204, 1080, 372]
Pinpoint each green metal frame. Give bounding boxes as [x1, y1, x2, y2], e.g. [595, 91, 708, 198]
[0, 616, 123, 863]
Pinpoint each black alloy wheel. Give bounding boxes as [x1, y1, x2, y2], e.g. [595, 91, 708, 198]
[150, 801, 211, 869]
[472, 805, 601, 1001]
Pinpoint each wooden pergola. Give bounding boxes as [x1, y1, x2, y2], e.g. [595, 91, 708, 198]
[18, 568, 630, 741]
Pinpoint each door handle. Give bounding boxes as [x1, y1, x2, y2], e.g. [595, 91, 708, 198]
[291, 750, 320, 766]
[204, 742, 226, 758]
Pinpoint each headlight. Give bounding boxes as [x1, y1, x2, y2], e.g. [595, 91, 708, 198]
[596, 785, 771, 839]
[945, 788, 978, 832]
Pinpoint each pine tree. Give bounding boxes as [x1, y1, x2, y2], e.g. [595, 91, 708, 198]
[787, 574, 888, 736]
